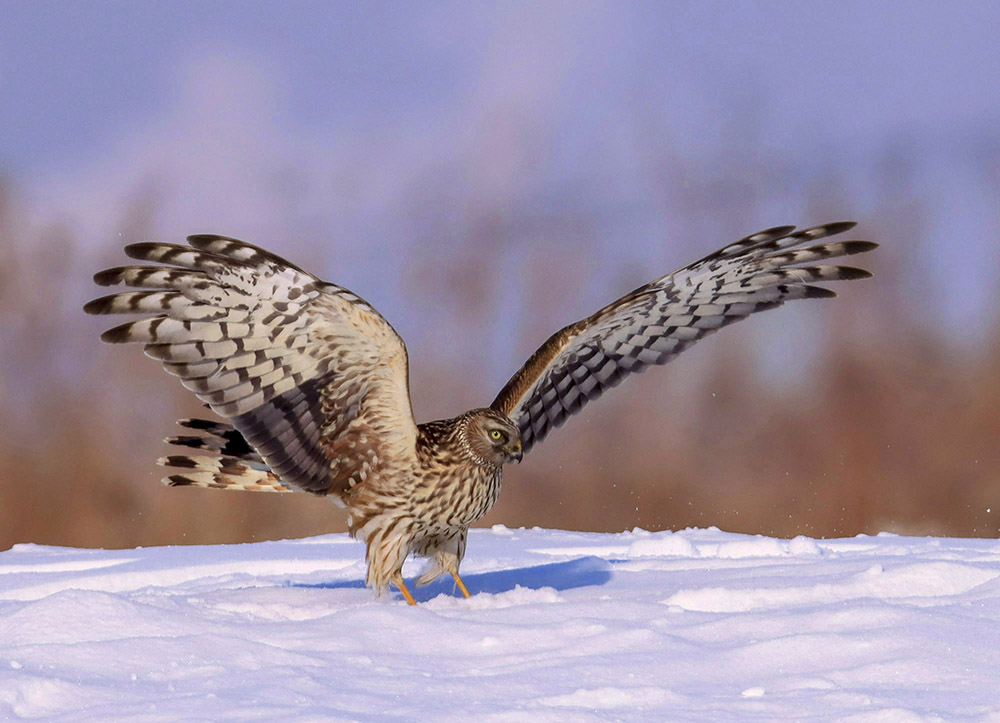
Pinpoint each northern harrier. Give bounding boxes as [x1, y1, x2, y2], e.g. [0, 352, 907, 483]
[85, 222, 876, 603]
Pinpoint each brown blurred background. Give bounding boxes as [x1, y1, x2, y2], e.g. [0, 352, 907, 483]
[2, 2, 999, 550]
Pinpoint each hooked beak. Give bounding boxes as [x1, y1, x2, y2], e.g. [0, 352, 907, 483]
[509, 440, 523, 464]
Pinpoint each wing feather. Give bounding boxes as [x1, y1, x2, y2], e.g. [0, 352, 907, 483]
[87, 235, 418, 494]
[491, 223, 876, 453]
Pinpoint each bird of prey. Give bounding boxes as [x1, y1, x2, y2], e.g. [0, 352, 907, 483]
[85, 222, 876, 604]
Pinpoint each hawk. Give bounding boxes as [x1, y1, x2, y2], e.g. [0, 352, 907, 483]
[85, 222, 876, 604]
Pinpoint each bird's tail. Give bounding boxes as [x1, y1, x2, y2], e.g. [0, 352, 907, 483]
[159, 418, 294, 493]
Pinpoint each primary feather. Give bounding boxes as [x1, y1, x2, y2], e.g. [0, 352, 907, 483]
[490, 223, 877, 452]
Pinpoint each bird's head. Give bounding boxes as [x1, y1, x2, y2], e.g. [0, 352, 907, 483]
[463, 409, 522, 466]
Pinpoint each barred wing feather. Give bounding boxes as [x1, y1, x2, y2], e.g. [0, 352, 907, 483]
[490, 222, 877, 454]
[85, 235, 418, 495]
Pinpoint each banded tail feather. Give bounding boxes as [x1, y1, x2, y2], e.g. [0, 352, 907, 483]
[165, 418, 263, 463]
[160, 419, 291, 492]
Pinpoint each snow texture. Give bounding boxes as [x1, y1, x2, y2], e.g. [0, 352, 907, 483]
[2, 527, 999, 721]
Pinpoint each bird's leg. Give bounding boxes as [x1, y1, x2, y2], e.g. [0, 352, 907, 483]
[450, 570, 472, 598]
[393, 573, 417, 606]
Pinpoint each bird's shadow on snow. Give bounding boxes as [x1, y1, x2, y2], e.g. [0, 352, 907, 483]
[292, 556, 612, 603]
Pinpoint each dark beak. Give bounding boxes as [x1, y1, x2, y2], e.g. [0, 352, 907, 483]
[510, 440, 523, 464]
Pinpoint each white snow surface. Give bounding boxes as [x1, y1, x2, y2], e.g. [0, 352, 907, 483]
[2, 526, 1000, 721]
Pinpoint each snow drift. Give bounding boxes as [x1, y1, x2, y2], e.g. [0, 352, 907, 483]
[2, 527, 999, 720]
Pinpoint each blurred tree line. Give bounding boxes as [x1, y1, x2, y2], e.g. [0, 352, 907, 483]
[1, 133, 998, 552]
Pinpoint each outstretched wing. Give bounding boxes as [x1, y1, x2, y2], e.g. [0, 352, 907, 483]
[85, 235, 417, 495]
[491, 222, 877, 454]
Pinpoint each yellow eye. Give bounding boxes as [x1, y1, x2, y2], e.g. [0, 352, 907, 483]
[489, 429, 503, 441]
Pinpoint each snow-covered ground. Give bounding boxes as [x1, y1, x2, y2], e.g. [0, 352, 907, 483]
[1, 527, 999, 721]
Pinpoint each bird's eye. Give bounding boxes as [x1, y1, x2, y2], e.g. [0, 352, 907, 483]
[489, 429, 504, 441]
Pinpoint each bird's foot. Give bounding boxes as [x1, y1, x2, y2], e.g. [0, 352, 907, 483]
[450, 571, 472, 598]
[393, 573, 417, 605]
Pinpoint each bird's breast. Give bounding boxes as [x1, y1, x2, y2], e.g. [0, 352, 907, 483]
[411, 462, 504, 530]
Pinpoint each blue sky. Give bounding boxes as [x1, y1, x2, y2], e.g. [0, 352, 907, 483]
[2, 1, 999, 373]
[5, 1, 999, 177]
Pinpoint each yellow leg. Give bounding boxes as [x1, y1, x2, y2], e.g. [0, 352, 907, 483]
[451, 570, 472, 598]
[393, 574, 417, 606]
